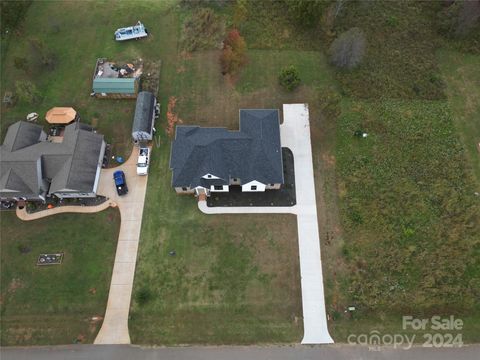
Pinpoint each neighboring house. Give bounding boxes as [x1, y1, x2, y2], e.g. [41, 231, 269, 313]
[0, 121, 106, 201]
[132, 91, 157, 142]
[170, 109, 284, 197]
[92, 58, 142, 99]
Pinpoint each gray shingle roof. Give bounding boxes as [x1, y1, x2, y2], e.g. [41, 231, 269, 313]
[170, 109, 284, 188]
[132, 91, 155, 135]
[1, 121, 104, 199]
[2, 121, 44, 152]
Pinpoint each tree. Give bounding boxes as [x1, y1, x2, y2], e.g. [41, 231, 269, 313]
[329, 27, 366, 69]
[220, 29, 247, 75]
[279, 65, 301, 91]
[437, 0, 480, 37]
[285, 0, 332, 28]
[15, 80, 40, 103]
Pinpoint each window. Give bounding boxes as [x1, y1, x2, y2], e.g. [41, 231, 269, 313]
[269, 184, 275, 186]
[251, 185, 257, 190]
[214, 185, 223, 190]
[182, 187, 188, 191]
[233, 178, 237, 182]
[207, 174, 212, 178]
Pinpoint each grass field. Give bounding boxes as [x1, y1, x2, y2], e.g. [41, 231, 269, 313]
[0, 209, 120, 346]
[1, 0, 479, 346]
[130, 145, 302, 344]
[128, 5, 336, 345]
[326, 99, 480, 342]
[0, 0, 175, 158]
[438, 49, 480, 184]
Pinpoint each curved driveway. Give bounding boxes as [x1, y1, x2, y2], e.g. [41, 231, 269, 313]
[199, 104, 333, 344]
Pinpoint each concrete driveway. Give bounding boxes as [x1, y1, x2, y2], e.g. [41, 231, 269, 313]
[198, 104, 333, 344]
[94, 146, 150, 344]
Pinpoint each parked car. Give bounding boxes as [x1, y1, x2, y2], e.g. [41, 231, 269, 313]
[114, 21, 148, 41]
[113, 170, 128, 196]
[136, 147, 150, 176]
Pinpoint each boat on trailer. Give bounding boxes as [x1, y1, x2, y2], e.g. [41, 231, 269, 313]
[114, 21, 148, 41]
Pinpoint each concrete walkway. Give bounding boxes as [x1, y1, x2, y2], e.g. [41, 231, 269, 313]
[16, 200, 116, 221]
[15, 146, 149, 344]
[198, 104, 333, 344]
[94, 146, 149, 344]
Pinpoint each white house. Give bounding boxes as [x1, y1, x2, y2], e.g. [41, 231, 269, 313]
[169, 109, 284, 197]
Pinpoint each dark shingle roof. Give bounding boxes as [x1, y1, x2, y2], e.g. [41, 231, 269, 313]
[170, 109, 284, 188]
[132, 91, 155, 135]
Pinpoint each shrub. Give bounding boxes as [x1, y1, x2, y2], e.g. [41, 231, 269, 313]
[285, 0, 332, 28]
[329, 27, 366, 69]
[220, 29, 247, 75]
[29, 38, 57, 72]
[13, 56, 28, 72]
[278, 65, 301, 91]
[15, 80, 40, 103]
[136, 288, 152, 306]
[181, 7, 225, 51]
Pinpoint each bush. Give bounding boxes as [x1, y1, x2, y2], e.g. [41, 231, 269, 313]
[278, 65, 301, 91]
[220, 29, 247, 75]
[13, 56, 28, 72]
[15, 80, 40, 103]
[181, 7, 225, 52]
[136, 288, 152, 306]
[329, 27, 366, 69]
[285, 0, 332, 28]
[29, 38, 57, 72]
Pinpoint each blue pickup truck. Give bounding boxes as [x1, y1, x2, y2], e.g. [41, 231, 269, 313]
[113, 170, 128, 196]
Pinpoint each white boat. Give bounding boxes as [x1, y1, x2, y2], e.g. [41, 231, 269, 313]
[114, 21, 148, 41]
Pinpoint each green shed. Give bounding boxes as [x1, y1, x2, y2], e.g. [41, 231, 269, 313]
[92, 78, 138, 98]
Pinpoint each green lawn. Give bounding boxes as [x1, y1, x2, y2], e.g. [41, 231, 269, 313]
[0, 209, 120, 346]
[438, 49, 480, 184]
[326, 99, 480, 342]
[0, 0, 176, 158]
[128, 7, 338, 345]
[130, 145, 302, 344]
[2, 0, 480, 346]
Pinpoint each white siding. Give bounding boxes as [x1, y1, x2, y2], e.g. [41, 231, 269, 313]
[202, 173, 220, 179]
[241, 180, 266, 192]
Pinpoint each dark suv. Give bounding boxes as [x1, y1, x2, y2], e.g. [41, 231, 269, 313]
[113, 170, 128, 196]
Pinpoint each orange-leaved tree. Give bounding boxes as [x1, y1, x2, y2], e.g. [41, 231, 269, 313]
[220, 29, 247, 75]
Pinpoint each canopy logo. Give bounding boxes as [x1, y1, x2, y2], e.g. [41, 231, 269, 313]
[347, 315, 464, 350]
